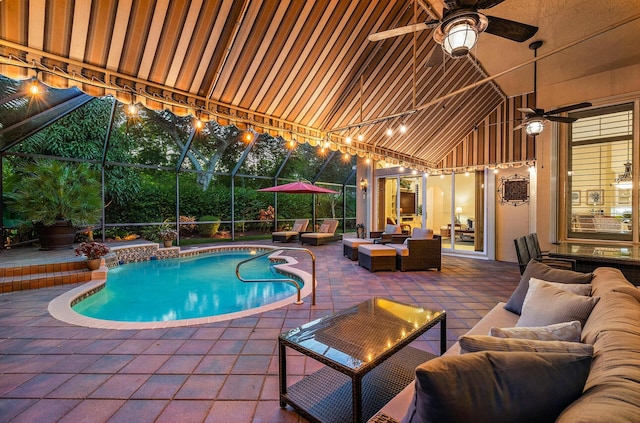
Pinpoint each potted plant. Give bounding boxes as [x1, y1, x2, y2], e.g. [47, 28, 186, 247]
[6, 160, 102, 250]
[158, 225, 178, 248]
[75, 241, 110, 270]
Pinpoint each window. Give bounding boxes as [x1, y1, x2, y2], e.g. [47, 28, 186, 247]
[567, 104, 634, 241]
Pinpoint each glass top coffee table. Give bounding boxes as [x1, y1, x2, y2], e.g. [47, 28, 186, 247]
[279, 297, 446, 423]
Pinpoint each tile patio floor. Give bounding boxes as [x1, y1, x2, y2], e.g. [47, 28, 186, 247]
[0, 241, 520, 422]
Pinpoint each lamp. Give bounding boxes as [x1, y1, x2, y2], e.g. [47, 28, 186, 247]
[455, 206, 462, 224]
[434, 15, 488, 59]
[360, 178, 368, 199]
[525, 118, 545, 136]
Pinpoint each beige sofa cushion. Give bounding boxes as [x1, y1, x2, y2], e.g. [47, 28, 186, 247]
[490, 320, 582, 342]
[459, 335, 594, 355]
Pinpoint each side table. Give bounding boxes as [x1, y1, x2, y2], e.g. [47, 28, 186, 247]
[279, 298, 446, 423]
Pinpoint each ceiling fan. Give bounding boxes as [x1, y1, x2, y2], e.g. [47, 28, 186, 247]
[514, 41, 592, 136]
[368, 0, 538, 58]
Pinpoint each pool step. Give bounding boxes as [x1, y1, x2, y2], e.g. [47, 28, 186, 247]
[0, 260, 104, 294]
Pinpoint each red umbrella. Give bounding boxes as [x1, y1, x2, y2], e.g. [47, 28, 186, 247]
[258, 181, 338, 194]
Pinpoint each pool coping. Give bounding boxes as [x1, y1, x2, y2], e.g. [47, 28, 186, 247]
[48, 245, 314, 329]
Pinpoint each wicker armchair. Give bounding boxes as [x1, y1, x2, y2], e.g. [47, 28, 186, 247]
[390, 236, 442, 271]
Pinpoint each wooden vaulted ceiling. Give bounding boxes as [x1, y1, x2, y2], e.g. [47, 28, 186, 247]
[1, 0, 639, 169]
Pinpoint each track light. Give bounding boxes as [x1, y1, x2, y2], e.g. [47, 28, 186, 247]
[399, 123, 407, 133]
[386, 128, 393, 136]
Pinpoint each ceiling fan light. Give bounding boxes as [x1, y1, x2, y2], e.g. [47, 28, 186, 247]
[442, 20, 478, 58]
[525, 118, 545, 136]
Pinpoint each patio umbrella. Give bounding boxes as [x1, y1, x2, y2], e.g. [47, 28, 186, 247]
[258, 181, 338, 194]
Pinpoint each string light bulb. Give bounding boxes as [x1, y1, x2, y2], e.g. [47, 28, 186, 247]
[386, 127, 393, 136]
[28, 80, 40, 95]
[399, 123, 407, 133]
[126, 102, 138, 116]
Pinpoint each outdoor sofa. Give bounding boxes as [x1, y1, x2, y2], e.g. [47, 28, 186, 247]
[369, 260, 640, 422]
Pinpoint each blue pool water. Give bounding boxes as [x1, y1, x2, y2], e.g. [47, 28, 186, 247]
[72, 250, 301, 322]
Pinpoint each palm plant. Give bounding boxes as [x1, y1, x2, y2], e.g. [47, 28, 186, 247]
[7, 159, 102, 226]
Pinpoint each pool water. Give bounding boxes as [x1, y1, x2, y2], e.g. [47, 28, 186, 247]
[72, 251, 301, 322]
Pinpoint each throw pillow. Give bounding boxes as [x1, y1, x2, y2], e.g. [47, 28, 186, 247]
[401, 351, 592, 423]
[517, 278, 600, 327]
[319, 223, 330, 233]
[459, 335, 593, 355]
[505, 260, 593, 315]
[291, 223, 302, 232]
[489, 320, 582, 342]
[411, 228, 433, 239]
[531, 278, 592, 296]
[613, 286, 640, 303]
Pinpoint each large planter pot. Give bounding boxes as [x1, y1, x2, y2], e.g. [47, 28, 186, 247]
[163, 240, 173, 248]
[85, 258, 102, 270]
[35, 221, 77, 250]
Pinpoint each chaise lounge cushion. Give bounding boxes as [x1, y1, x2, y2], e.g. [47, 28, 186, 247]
[401, 351, 592, 423]
[505, 260, 593, 315]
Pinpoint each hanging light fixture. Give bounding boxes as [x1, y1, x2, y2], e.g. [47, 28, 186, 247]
[525, 118, 545, 136]
[613, 139, 633, 189]
[434, 15, 487, 59]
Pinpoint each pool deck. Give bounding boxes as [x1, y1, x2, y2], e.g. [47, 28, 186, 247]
[0, 240, 520, 423]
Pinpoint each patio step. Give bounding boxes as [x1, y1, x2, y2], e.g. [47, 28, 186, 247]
[0, 261, 96, 294]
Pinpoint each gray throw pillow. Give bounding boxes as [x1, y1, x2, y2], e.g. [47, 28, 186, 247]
[401, 351, 592, 423]
[517, 279, 600, 327]
[459, 335, 594, 355]
[490, 320, 582, 342]
[505, 260, 593, 315]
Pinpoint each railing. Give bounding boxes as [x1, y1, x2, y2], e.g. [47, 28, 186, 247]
[235, 246, 317, 305]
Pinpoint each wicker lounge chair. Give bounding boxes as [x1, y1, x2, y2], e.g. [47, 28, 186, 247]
[272, 219, 309, 243]
[387, 228, 441, 271]
[300, 219, 341, 245]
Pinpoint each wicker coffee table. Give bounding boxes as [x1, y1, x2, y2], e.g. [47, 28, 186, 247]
[279, 298, 446, 423]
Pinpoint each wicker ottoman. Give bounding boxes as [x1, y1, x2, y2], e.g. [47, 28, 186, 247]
[358, 244, 396, 272]
[343, 238, 374, 260]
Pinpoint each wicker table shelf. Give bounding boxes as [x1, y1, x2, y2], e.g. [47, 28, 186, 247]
[279, 298, 446, 423]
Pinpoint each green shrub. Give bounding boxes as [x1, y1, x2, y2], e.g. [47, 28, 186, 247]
[199, 215, 221, 237]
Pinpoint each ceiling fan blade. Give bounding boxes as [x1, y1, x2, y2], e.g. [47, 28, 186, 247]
[517, 107, 537, 115]
[424, 46, 444, 67]
[476, 0, 507, 9]
[544, 102, 592, 115]
[368, 21, 435, 42]
[485, 16, 538, 42]
[513, 122, 525, 131]
[546, 116, 578, 124]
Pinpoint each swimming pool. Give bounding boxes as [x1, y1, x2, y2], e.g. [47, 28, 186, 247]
[48, 246, 313, 329]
